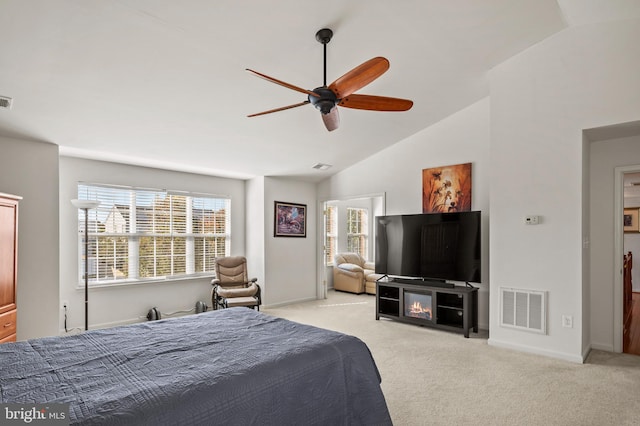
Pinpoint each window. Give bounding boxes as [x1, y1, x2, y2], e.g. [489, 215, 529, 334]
[76, 183, 230, 285]
[347, 207, 368, 259]
[325, 205, 337, 265]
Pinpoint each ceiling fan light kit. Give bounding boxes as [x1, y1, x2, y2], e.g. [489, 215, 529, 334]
[308, 87, 337, 115]
[247, 28, 413, 131]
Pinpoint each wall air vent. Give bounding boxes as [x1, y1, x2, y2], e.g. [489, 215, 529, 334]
[0, 96, 12, 110]
[500, 287, 546, 334]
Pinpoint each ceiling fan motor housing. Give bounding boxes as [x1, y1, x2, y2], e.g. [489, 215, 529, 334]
[309, 87, 337, 114]
[315, 28, 333, 44]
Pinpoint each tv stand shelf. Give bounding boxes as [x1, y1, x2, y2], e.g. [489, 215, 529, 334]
[376, 279, 478, 338]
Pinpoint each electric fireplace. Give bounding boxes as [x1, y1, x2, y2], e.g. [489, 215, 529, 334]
[376, 279, 479, 338]
[404, 291, 432, 321]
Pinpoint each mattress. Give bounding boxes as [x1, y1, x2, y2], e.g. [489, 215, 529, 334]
[0, 308, 392, 425]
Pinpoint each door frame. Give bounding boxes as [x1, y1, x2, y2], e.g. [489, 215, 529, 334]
[316, 192, 386, 299]
[614, 165, 640, 352]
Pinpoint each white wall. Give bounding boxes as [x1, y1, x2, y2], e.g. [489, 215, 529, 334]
[262, 177, 317, 307]
[0, 136, 59, 340]
[590, 134, 640, 351]
[245, 177, 266, 296]
[318, 97, 491, 329]
[59, 156, 246, 331]
[489, 19, 640, 362]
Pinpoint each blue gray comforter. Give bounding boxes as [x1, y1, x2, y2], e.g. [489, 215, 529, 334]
[0, 308, 392, 425]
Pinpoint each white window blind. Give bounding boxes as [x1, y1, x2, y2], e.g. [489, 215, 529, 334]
[325, 205, 337, 265]
[347, 207, 368, 259]
[76, 183, 230, 285]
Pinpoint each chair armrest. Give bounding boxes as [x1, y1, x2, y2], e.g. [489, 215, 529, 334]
[211, 278, 221, 286]
[337, 263, 364, 273]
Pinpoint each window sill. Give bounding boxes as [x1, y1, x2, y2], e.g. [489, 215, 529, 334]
[75, 274, 214, 290]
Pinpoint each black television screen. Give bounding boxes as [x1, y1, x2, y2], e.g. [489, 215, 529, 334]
[375, 211, 481, 283]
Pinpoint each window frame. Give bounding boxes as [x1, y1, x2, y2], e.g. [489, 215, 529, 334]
[75, 183, 230, 287]
[346, 207, 369, 260]
[325, 205, 338, 265]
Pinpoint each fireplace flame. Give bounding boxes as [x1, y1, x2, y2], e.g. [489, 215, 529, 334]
[409, 301, 432, 318]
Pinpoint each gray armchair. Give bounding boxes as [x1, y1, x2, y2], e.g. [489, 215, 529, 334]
[211, 256, 261, 310]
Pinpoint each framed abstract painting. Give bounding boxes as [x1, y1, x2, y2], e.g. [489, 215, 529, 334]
[422, 162, 472, 213]
[274, 201, 307, 237]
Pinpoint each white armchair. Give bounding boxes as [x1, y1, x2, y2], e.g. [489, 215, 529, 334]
[333, 253, 383, 295]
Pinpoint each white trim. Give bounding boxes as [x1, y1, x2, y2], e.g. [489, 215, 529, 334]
[262, 296, 318, 309]
[613, 165, 640, 353]
[317, 202, 328, 299]
[75, 274, 214, 290]
[317, 192, 386, 302]
[488, 338, 585, 364]
[590, 342, 614, 352]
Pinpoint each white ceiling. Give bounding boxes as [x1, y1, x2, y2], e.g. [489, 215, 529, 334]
[0, 1, 638, 182]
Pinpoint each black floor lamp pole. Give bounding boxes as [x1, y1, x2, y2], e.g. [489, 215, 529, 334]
[71, 199, 100, 332]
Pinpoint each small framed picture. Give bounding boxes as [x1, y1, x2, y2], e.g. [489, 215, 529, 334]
[624, 208, 639, 232]
[274, 201, 307, 237]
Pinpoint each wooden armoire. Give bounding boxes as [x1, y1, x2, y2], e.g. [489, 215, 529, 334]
[0, 193, 20, 343]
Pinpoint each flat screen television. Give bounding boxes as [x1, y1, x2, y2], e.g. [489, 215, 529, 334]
[375, 211, 481, 284]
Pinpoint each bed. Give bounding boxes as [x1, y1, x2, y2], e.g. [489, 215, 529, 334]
[0, 308, 392, 425]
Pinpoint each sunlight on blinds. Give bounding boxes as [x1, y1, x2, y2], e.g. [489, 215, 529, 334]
[76, 183, 230, 285]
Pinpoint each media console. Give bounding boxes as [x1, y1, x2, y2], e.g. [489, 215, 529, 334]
[376, 278, 478, 338]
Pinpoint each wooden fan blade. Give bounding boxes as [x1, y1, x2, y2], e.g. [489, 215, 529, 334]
[339, 94, 413, 111]
[328, 57, 390, 99]
[321, 107, 340, 132]
[248, 101, 309, 117]
[246, 69, 319, 98]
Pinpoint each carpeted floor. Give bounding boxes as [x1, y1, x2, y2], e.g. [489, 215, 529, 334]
[264, 290, 640, 425]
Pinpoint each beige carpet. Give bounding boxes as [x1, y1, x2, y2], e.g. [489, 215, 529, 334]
[264, 290, 640, 426]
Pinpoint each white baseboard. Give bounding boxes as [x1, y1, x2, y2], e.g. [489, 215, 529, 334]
[57, 298, 321, 335]
[59, 317, 143, 335]
[582, 345, 592, 361]
[262, 296, 318, 309]
[590, 342, 614, 352]
[488, 337, 585, 364]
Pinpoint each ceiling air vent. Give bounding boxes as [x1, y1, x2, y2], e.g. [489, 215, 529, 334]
[0, 96, 13, 110]
[312, 163, 332, 171]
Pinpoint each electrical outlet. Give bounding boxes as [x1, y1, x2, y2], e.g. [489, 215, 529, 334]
[524, 215, 540, 225]
[562, 315, 573, 328]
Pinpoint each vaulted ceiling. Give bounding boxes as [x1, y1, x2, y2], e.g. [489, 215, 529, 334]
[0, 1, 638, 181]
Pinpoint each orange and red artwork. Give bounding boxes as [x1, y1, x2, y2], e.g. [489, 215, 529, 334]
[422, 163, 472, 213]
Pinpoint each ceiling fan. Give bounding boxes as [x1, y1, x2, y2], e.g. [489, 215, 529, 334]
[246, 28, 413, 132]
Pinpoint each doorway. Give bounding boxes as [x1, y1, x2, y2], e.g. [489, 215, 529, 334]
[587, 121, 640, 355]
[317, 193, 385, 299]
[622, 171, 640, 355]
